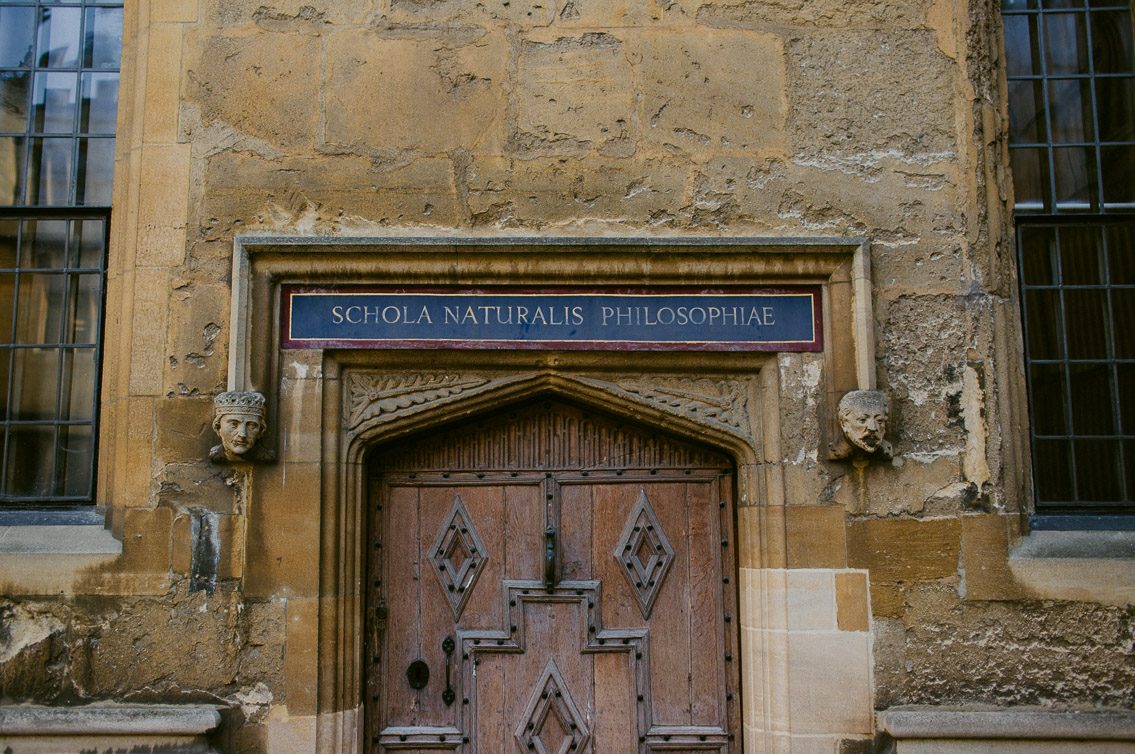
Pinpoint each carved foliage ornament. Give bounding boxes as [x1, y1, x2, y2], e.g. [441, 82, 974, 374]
[211, 390, 276, 463]
[612, 377, 752, 438]
[348, 374, 489, 428]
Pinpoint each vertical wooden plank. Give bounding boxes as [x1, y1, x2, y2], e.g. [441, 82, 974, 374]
[504, 479, 543, 580]
[417, 484, 464, 727]
[720, 474, 742, 751]
[687, 479, 724, 726]
[382, 483, 421, 728]
[475, 653, 506, 754]
[591, 482, 645, 631]
[643, 480, 692, 727]
[592, 652, 636, 752]
[557, 480, 593, 581]
[454, 483, 505, 631]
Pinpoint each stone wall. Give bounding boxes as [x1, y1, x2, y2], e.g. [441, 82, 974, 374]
[1, 0, 1132, 752]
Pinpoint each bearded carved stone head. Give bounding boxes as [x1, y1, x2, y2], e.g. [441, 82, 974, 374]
[831, 390, 893, 460]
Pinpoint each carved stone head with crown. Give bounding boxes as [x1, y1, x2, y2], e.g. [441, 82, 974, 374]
[211, 391, 274, 463]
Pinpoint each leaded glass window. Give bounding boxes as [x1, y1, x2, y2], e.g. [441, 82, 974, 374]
[1004, 0, 1135, 520]
[0, 0, 121, 503]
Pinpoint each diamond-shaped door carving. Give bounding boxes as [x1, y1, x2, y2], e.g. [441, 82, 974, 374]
[614, 489, 675, 618]
[430, 494, 489, 619]
[514, 659, 591, 754]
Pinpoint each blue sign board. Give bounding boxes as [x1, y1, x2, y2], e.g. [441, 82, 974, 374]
[281, 286, 822, 352]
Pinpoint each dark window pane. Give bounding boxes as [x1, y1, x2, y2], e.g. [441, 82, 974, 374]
[1021, 225, 1059, 284]
[0, 348, 8, 420]
[1108, 225, 1135, 282]
[1044, 12, 1091, 74]
[0, 70, 31, 133]
[63, 273, 98, 343]
[1052, 145, 1097, 210]
[1010, 146, 1049, 210]
[0, 136, 26, 205]
[0, 6, 36, 68]
[1064, 289, 1111, 358]
[1074, 438, 1123, 500]
[1100, 146, 1135, 208]
[1095, 77, 1135, 142]
[25, 136, 72, 205]
[1003, 0, 1036, 11]
[59, 346, 94, 420]
[1091, 10, 1135, 74]
[70, 218, 103, 267]
[10, 347, 58, 420]
[20, 218, 67, 267]
[75, 136, 112, 204]
[31, 71, 77, 134]
[83, 6, 122, 68]
[1113, 288, 1135, 357]
[0, 220, 16, 268]
[1048, 78, 1094, 142]
[1118, 363, 1135, 433]
[1009, 79, 1047, 143]
[55, 421, 91, 496]
[1025, 288, 1066, 358]
[1058, 224, 1104, 283]
[1069, 362, 1116, 434]
[1034, 438, 1075, 501]
[1043, 0, 1084, 8]
[6, 423, 55, 497]
[79, 72, 117, 133]
[1030, 362, 1069, 434]
[36, 6, 81, 68]
[15, 272, 64, 343]
[1004, 14, 1040, 76]
[0, 274, 13, 344]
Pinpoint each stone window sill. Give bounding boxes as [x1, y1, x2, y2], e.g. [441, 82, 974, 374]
[0, 512, 122, 594]
[0, 704, 222, 754]
[1008, 530, 1135, 606]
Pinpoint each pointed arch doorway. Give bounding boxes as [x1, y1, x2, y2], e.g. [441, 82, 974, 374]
[364, 398, 742, 753]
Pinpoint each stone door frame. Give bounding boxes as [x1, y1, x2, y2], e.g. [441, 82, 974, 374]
[227, 235, 875, 752]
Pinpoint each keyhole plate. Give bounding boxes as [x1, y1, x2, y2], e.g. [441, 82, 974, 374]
[407, 659, 430, 690]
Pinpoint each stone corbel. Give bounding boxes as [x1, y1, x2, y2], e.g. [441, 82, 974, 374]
[829, 389, 893, 462]
[210, 390, 277, 464]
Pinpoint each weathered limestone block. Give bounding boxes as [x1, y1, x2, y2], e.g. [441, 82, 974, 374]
[202, 0, 373, 27]
[513, 33, 634, 158]
[831, 454, 964, 517]
[166, 283, 228, 398]
[696, 0, 935, 31]
[638, 29, 787, 156]
[895, 583, 1135, 707]
[386, 0, 558, 28]
[787, 30, 956, 162]
[464, 155, 688, 227]
[846, 517, 961, 583]
[202, 152, 459, 230]
[185, 31, 321, 150]
[878, 294, 971, 454]
[325, 30, 508, 156]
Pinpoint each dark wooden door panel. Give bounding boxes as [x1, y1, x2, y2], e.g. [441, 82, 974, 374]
[366, 401, 739, 753]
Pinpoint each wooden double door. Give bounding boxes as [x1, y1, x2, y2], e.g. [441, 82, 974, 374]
[366, 401, 741, 753]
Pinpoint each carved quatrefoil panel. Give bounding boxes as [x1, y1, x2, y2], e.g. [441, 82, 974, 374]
[614, 489, 675, 619]
[514, 659, 591, 754]
[429, 495, 489, 619]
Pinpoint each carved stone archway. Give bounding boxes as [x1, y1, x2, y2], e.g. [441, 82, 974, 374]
[228, 236, 875, 752]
